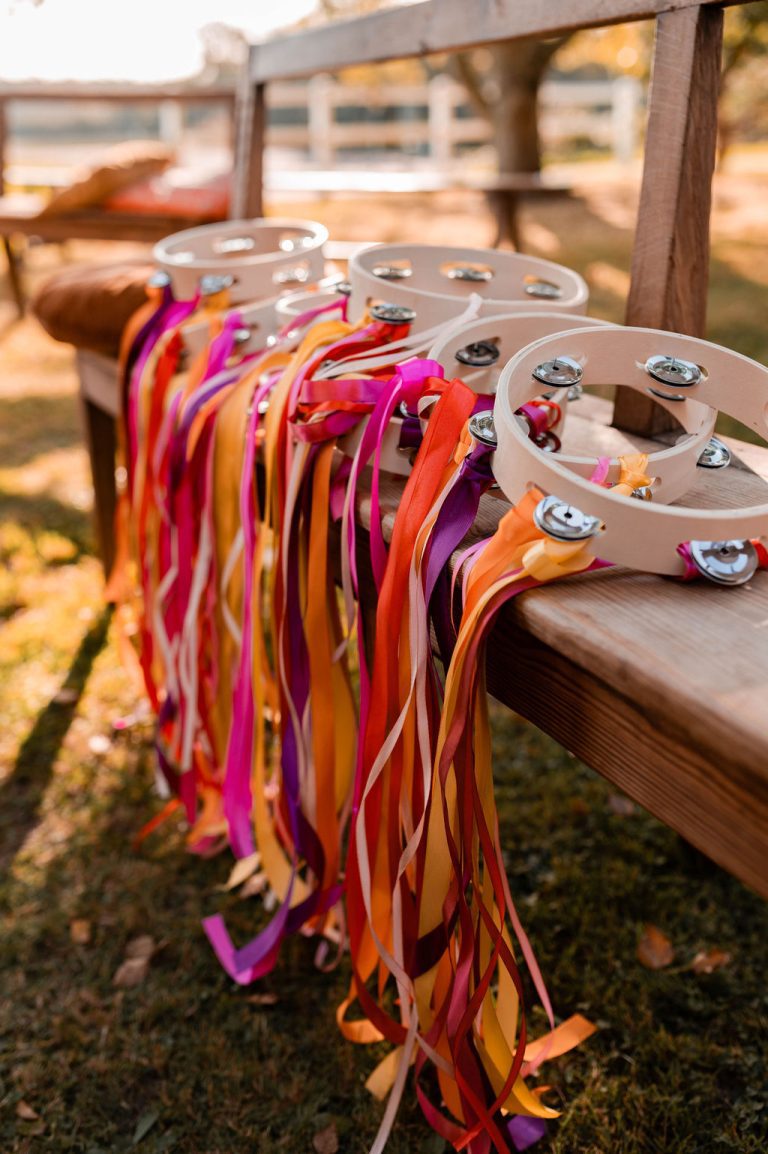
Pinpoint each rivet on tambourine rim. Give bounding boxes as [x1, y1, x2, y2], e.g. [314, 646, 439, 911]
[468, 411, 497, 447]
[455, 340, 500, 368]
[524, 278, 563, 300]
[689, 539, 758, 586]
[370, 303, 417, 324]
[532, 356, 583, 388]
[645, 353, 702, 388]
[533, 494, 603, 542]
[697, 436, 731, 469]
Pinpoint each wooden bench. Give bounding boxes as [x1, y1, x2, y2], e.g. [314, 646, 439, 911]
[227, 0, 767, 899]
[0, 81, 236, 313]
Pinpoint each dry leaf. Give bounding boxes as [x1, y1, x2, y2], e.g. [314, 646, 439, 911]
[124, 936, 156, 961]
[69, 919, 91, 945]
[691, 948, 732, 974]
[246, 992, 278, 1007]
[113, 936, 156, 988]
[239, 871, 268, 900]
[607, 794, 636, 816]
[113, 957, 150, 988]
[219, 852, 261, 892]
[16, 1101, 39, 1121]
[313, 1123, 339, 1154]
[637, 924, 676, 970]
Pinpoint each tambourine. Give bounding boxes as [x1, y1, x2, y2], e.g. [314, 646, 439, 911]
[492, 326, 768, 580]
[347, 242, 589, 328]
[153, 218, 328, 304]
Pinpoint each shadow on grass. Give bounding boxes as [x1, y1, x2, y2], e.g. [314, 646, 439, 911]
[0, 486, 94, 557]
[0, 393, 83, 469]
[0, 608, 110, 873]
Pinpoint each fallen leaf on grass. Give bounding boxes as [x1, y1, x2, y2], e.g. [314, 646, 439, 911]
[217, 852, 261, 892]
[69, 919, 92, 945]
[245, 992, 278, 1007]
[125, 936, 155, 961]
[113, 936, 156, 988]
[313, 1122, 339, 1154]
[239, 871, 268, 899]
[637, 924, 675, 969]
[132, 1108, 159, 1145]
[16, 1101, 39, 1121]
[607, 793, 636, 816]
[690, 948, 732, 974]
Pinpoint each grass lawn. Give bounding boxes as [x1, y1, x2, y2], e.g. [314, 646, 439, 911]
[0, 163, 767, 1153]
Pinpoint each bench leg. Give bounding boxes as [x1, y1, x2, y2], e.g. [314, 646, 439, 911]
[485, 190, 522, 251]
[79, 395, 117, 578]
[3, 234, 25, 316]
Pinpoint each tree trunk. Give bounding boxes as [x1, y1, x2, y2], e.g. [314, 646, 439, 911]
[452, 38, 568, 246]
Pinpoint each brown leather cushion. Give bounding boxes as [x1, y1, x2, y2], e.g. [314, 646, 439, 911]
[30, 258, 154, 356]
[37, 141, 175, 218]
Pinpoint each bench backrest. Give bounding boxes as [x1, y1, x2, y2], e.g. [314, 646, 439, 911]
[232, 0, 748, 437]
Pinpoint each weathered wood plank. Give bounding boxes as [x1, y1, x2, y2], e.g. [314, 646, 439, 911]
[485, 603, 768, 898]
[79, 395, 118, 578]
[619, 6, 724, 435]
[0, 82, 236, 104]
[0, 208, 228, 244]
[232, 81, 265, 221]
[248, 0, 738, 82]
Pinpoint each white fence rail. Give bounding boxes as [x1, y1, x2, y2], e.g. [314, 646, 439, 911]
[265, 74, 643, 165]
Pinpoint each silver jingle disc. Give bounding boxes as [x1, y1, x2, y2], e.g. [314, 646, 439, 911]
[279, 235, 314, 252]
[630, 485, 654, 501]
[697, 436, 731, 469]
[567, 382, 584, 402]
[370, 303, 417, 324]
[147, 270, 172, 288]
[645, 353, 702, 388]
[335, 280, 352, 297]
[532, 355, 583, 388]
[398, 400, 418, 419]
[199, 273, 235, 296]
[447, 265, 493, 283]
[648, 386, 686, 403]
[455, 340, 500, 368]
[274, 266, 310, 285]
[468, 411, 497, 447]
[372, 264, 413, 280]
[233, 326, 252, 345]
[215, 235, 255, 255]
[524, 278, 563, 300]
[533, 430, 561, 453]
[533, 494, 603, 542]
[689, 540, 758, 586]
